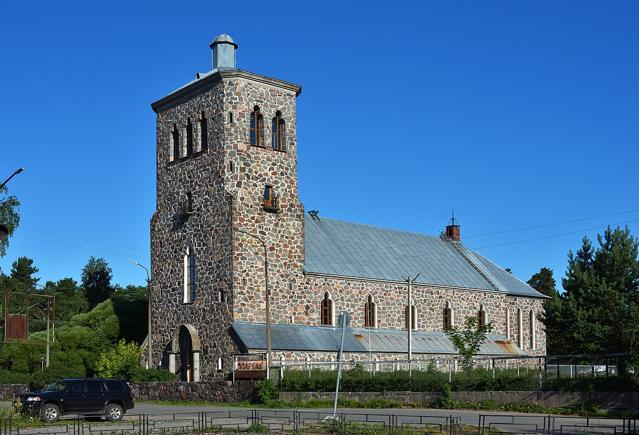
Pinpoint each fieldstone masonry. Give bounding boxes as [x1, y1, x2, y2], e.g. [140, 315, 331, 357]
[150, 35, 546, 382]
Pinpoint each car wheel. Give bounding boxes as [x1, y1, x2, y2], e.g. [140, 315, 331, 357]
[39, 403, 60, 422]
[104, 403, 124, 422]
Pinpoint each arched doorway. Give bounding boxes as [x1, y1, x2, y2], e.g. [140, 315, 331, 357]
[170, 324, 201, 382]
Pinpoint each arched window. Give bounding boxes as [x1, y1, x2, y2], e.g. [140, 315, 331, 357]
[250, 106, 264, 146]
[171, 124, 180, 161]
[505, 307, 511, 339]
[443, 301, 453, 330]
[320, 292, 334, 326]
[364, 295, 376, 328]
[477, 304, 487, 329]
[529, 310, 536, 350]
[405, 302, 417, 330]
[272, 111, 285, 151]
[183, 246, 196, 303]
[517, 308, 523, 349]
[200, 113, 208, 152]
[186, 119, 194, 156]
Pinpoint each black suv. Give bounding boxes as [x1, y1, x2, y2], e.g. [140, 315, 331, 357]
[17, 378, 134, 422]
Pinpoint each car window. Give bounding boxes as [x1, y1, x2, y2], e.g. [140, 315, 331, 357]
[104, 380, 125, 392]
[67, 381, 85, 393]
[86, 381, 103, 393]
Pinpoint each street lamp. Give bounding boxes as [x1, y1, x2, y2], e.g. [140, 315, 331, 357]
[0, 167, 24, 241]
[237, 229, 272, 380]
[128, 259, 152, 369]
[0, 167, 24, 191]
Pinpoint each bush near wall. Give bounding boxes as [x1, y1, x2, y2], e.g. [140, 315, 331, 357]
[279, 367, 639, 393]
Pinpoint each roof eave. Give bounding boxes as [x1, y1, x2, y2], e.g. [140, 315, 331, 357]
[151, 68, 302, 113]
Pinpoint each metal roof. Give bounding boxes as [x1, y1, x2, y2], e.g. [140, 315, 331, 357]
[304, 215, 546, 298]
[232, 322, 524, 356]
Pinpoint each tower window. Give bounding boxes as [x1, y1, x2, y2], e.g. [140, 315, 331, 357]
[263, 185, 278, 212]
[229, 112, 234, 123]
[185, 192, 194, 215]
[405, 303, 417, 330]
[320, 292, 334, 326]
[364, 295, 376, 328]
[250, 106, 264, 146]
[186, 119, 194, 156]
[183, 246, 196, 303]
[477, 304, 487, 329]
[200, 113, 208, 152]
[172, 124, 180, 161]
[443, 301, 453, 330]
[272, 111, 285, 151]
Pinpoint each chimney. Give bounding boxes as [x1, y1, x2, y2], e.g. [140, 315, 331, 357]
[210, 34, 237, 70]
[445, 211, 461, 242]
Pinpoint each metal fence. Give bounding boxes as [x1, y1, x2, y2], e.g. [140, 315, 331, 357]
[478, 413, 638, 434]
[2, 410, 637, 435]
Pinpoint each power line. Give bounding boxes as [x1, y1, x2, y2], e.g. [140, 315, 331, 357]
[472, 218, 639, 250]
[465, 208, 639, 239]
[20, 227, 148, 253]
[15, 234, 149, 261]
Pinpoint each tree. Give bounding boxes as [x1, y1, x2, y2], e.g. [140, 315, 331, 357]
[445, 316, 493, 371]
[544, 226, 639, 356]
[0, 188, 20, 257]
[95, 340, 141, 380]
[42, 278, 89, 322]
[10, 257, 39, 290]
[82, 257, 113, 309]
[527, 267, 558, 298]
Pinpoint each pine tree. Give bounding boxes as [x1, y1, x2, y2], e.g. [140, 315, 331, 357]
[82, 257, 113, 309]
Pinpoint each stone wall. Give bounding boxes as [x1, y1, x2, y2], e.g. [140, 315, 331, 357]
[131, 381, 256, 402]
[279, 390, 639, 411]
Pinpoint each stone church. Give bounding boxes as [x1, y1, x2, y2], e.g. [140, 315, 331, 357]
[149, 34, 547, 382]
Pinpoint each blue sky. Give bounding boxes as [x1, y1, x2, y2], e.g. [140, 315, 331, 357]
[1, 0, 637, 288]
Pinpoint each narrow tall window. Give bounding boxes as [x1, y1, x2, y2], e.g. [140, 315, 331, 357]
[272, 111, 285, 151]
[172, 124, 180, 160]
[505, 307, 511, 339]
[250, 106, 264, 146]
[529, 310, 536, 350]
[443, 301, 453, 330]
[517, 308, 523, 348]
[200, 113, 208, 152]
[186, 119, 193, 156]
[320, 292, 333, 325]
[364, 295, 376, 328]
[185, 192, 194, 215]
[477, 305, 487, 328]
[405, 304, 417, 330]
[184, 246, 196, 303]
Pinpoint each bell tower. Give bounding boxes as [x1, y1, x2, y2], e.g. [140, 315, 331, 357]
[150, 34, 303, 380]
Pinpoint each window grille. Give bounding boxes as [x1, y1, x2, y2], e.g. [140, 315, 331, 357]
[364, 295, 376, 328]
[250, 106, 264, 146]
[321, 292, 333, 325]
[272, 111, 285, 151]
[405, 304, 417, 330]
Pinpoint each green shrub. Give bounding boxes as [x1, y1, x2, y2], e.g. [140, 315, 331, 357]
[256, 379, 277, 404]
[95, 339, 140, 381]
[246, 422, 269, 433]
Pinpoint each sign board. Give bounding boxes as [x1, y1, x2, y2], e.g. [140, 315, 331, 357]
[6, 314, 28, 342]
[234, 354, 267, 380]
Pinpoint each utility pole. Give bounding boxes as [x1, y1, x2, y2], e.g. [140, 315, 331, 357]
[45, 297, 50, 368]
[333, 311, 348, 417]
[237, 230, 272, 379]
[406, 273, 420, 385]
[128, 259, 152, 369]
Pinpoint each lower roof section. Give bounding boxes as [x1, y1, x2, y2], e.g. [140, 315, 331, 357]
[232, 322, 525, 356]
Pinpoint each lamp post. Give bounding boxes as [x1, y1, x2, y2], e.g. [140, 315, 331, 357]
[237, 229, 271, 380]
[128, 259, 152, 369]
[1, 167, 24, 343]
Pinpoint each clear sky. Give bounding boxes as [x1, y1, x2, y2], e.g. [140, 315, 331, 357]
[1, 0, 637, 289]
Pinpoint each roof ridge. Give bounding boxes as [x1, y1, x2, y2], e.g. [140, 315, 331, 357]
[446, 241, 507, 292]
[305, 214, 440, 240]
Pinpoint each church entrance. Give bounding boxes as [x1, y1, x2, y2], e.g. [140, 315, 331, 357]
[169, 324, 201, 382]
[179, 326, 193, 382]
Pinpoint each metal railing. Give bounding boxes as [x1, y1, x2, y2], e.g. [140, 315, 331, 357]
[2, 410, 637, 434]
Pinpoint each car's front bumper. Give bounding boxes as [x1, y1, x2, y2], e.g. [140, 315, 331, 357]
[15, 397, 43, 417]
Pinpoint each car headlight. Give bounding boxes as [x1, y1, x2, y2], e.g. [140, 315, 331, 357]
[26, 397, 41, 402]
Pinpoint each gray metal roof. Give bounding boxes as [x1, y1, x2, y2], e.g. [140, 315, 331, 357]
[232, 322, 524, 356]
[304, 215, 545, 298]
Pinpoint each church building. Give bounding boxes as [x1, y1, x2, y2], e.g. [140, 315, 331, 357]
[149, 34, 547, 382]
